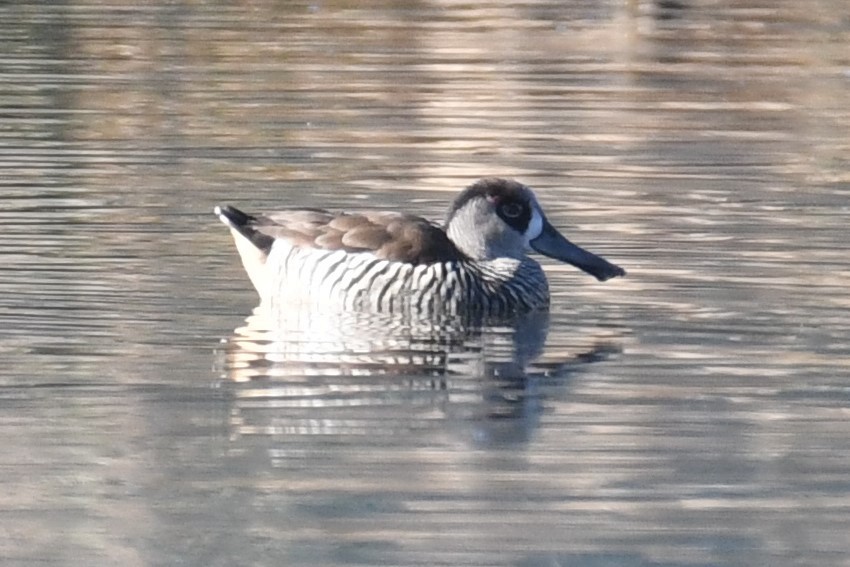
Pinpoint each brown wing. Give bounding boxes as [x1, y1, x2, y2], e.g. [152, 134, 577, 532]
[253, 209, 467, 265]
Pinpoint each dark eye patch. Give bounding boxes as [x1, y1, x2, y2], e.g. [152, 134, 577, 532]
[496, 199, 531, 232]
[500, 202, 524, 218]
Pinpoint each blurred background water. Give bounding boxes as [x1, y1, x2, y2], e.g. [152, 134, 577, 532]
[1, 1, 849, 566]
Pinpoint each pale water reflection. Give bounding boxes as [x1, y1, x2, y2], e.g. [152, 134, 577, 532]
[221, 307, 622, 446]
[1, 0, 849, 566]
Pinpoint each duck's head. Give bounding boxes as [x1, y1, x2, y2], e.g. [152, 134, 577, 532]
[445, 178, 625, 281]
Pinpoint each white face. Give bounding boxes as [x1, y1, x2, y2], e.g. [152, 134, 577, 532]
[523, 200, 545, 249]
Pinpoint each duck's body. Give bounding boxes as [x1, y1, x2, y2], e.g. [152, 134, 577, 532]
[215, 178, 624, 314]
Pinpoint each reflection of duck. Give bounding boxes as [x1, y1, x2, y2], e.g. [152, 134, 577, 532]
[221, 307, 552, 380]
[215, 178, 624, 315]
[218, 307, 622, 447]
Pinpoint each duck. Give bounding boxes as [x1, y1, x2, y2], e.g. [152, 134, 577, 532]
[214, 178, 625, 314]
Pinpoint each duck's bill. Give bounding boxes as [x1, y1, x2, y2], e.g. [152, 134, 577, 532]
[531, 221, 626, 282]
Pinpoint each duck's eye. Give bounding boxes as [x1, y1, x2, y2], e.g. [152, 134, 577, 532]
[500, 202, 524, 218]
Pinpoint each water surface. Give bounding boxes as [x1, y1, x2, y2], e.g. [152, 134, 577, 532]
[1, 1, 849, 566]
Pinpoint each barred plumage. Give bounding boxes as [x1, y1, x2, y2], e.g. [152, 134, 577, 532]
[216, 178, 624, 315]
[264, 241, 549, 314]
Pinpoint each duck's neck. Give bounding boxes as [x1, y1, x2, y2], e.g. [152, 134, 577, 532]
[463, 257, 549, 311]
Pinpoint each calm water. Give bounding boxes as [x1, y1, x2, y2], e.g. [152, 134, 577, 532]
[2, 1, 849, 565]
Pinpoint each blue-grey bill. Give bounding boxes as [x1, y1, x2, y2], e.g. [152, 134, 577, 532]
[531, 221, 626, 282]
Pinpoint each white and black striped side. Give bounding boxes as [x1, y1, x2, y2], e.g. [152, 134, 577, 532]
[264, 241, 550, 315]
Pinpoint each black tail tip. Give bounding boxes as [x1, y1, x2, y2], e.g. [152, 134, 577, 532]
[214, 204, 253, 228]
